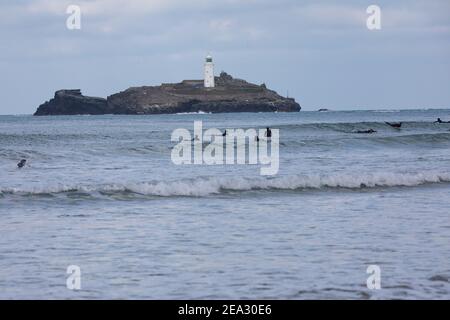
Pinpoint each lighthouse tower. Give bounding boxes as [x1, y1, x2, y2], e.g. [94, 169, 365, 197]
[204, 54, 215, 88]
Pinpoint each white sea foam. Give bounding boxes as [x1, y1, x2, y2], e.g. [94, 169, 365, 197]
[175, 111, 212, 115]
[2, 171, 450, 197]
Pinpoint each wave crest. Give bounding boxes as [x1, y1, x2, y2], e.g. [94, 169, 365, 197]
[2, 171, 450, 198]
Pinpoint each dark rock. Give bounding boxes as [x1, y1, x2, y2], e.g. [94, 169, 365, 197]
[34, 73, 301, 116]
[34, 90, 109, 116]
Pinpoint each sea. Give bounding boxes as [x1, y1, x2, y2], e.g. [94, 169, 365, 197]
[0, 109, 449, 299]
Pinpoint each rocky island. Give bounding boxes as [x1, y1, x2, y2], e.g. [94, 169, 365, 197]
[34, 72, 300, 116]
[34, 56, 300, 115]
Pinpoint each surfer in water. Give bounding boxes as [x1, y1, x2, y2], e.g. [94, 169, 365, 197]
[222, 130, 227, 137]
[435, 118, 450, 123]
[17, 159, 26, 168]
[354, 129, 377, 134]
[265, 127, 272, 138]
[385, 122, 402, 128]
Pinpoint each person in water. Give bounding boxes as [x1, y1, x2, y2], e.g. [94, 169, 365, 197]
[17, 159, 26, 168]
[385, 122, 402, 128]
[265, 127, 272, 138]
[222, 130, 227, 137]
[434, 118, 450, 123]
[355, 129, 377, 134]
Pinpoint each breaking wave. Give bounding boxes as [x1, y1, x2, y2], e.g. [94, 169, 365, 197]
[2, 171, 450, 198]
[175, 111, 212, 115]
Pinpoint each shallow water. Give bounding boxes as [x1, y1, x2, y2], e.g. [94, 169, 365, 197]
[1, 110, 450, 299]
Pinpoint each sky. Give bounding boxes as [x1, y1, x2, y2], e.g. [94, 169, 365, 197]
[0, 0, 449, 114]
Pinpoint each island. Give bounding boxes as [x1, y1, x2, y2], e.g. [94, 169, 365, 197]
[34, 72, 300, 116]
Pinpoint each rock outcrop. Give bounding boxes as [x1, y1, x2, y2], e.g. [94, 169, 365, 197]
[34, 72, 300, 116]
[34, 90, 108, 116]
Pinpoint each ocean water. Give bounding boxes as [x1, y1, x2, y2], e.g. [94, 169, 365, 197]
[1, 109, 450, 299]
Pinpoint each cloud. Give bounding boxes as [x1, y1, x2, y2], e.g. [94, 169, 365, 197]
[26, 0, 67, 15]
[24, 0, 212, 16]
[209, 19, 234, 32]
[294, 4, 366, 28]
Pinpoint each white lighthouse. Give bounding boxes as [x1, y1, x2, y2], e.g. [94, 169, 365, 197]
[204, 54, 215, 88]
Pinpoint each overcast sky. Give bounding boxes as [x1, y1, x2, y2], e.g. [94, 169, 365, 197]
[1, 0, 449, 114]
